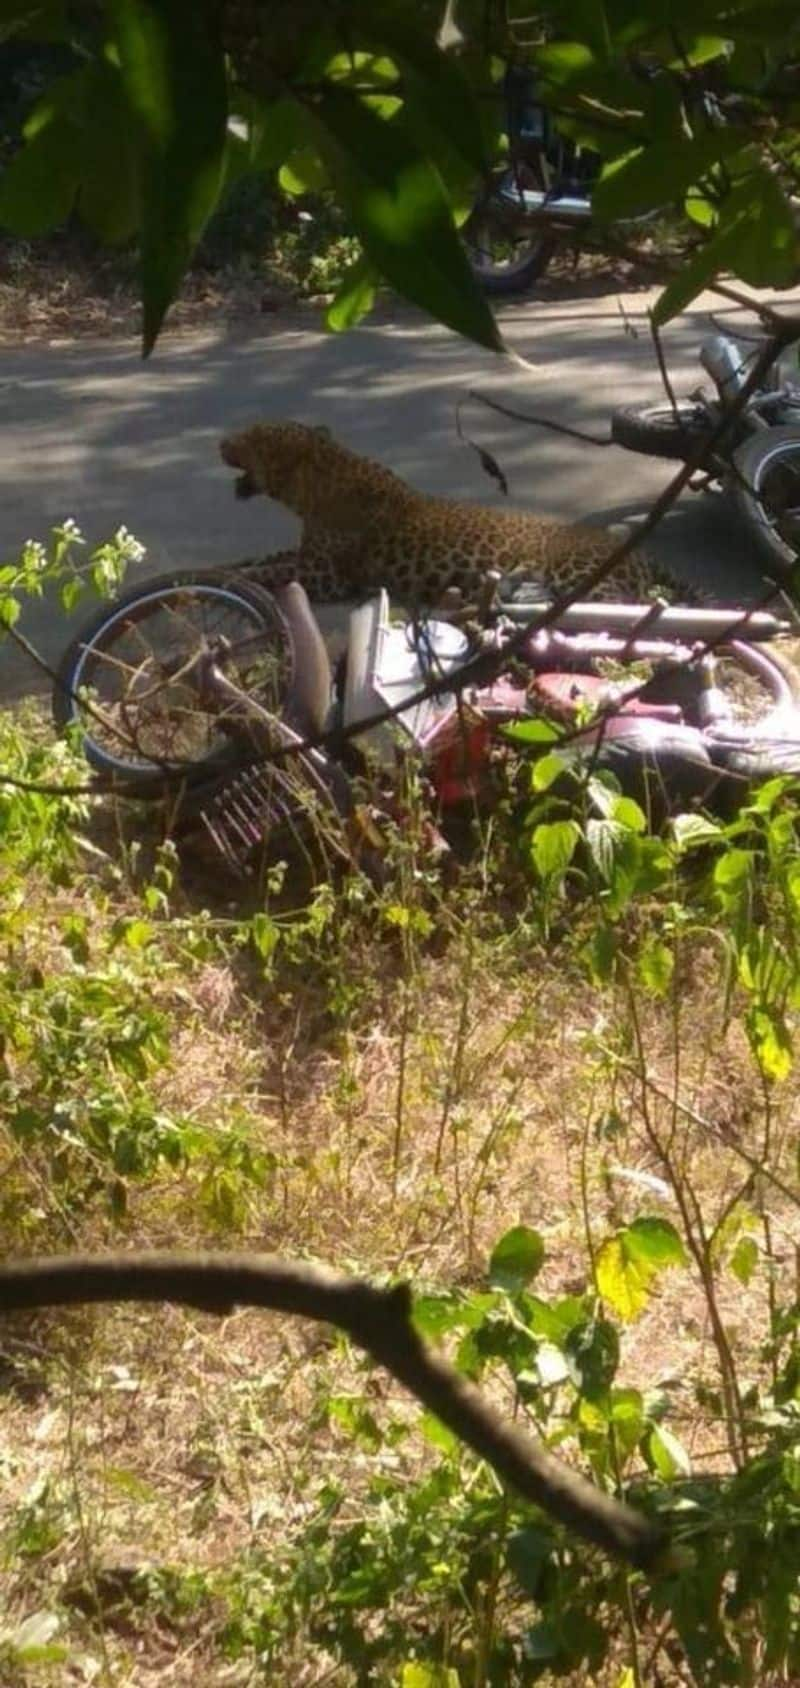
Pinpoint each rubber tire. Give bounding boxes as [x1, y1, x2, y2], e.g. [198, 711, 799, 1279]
[699, 639, 800, 787]
[53, 568, 294, 798]
[611, 401, 717, 462]
[730, 424, 800, 574]
[462, 171, 557, 298]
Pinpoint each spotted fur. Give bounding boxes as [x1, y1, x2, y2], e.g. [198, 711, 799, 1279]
[220, 421, 685, 606]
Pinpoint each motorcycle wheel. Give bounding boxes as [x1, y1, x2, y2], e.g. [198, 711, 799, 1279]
[53, 568, 294, 797]
[462, 166, 557, 297]
[610, 401, 718, 462]
[730, 424, 800, 574]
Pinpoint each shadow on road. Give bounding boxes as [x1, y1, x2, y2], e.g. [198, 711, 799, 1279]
[0, 287, 778, 701]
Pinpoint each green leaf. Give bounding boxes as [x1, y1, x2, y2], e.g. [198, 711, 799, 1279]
[531, 819, 581, 880]
[671, 812, 723, 853]
[565, 1317, 620, 1401]
[586, 817, 623, 883]
[361, 8, 488, 176]
[400, 1665, 461, 1687]
[585, 922, 616, 983]
[279, 148, 330, 196]
[730, 1234, 759, 1286]
[411, 1293, 460, 1340]
[249, 97, 310, 172]
[326, 253, 378, 331]
[654, 169, 798, 326]
[714, 847, 752, 887]
[112, 917, 155, 950]
[594, 131, 746, 223]
[610, 794, 646, 834]
[77, 62, 140, 244]
[748, 1005, 792, 1081]
[489, 1224, 545, 1293]
[0, 115, 81, 235]
[596, 1219, 686, 1322]
[637, 939, 674, 997]
[625, 1217, 688, 1269]
[597, 1236, 652, 1320]
[419, 1411, 459, 1456]
[536, 40, 597, 85]
[532, 750, 568, 792]
[251, 911, 279, 962]
[649, 1423, 691, 1479]
[328, 1393, 382, 1450]
[111, 0, 228, 355]
[504, 718, 560, 745]
[0, 595, 21, 628]
[312, 90, 502, 353]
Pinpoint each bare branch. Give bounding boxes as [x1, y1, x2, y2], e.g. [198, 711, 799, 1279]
[0, 1250, 666, 1570]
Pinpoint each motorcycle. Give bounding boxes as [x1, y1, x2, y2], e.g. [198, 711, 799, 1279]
[463, 64, 600, 297]
[611, 329, 800, 576]
[54, 564, 800, 877]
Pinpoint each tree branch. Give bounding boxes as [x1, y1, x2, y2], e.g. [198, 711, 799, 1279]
[0, 1250, 666, 1570]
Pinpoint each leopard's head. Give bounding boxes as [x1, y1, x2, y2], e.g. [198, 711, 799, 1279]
[220, 421, 409, 525]
[220, 422, 334, 510]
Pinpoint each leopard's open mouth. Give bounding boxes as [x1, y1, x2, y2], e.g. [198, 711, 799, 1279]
[220, 436, 258, 499]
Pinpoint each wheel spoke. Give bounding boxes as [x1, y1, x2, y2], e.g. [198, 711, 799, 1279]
[66, 582, 291, 778]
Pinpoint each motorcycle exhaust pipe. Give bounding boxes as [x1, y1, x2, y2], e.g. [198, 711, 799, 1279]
[496, 185, 593, 225]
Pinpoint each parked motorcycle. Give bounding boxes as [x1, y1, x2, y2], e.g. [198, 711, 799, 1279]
[462, 64, 599, 296]
[611, 330, 800, 575]
[54, 565, 800, 876]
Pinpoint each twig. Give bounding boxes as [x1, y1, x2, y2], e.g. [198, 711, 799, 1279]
[0, 771, 100, 797]
[605, 1054, 800, 1210]
[463, 390, 614, 448]
[0, 1250, 666, 1569]
[649, 313, 681, 419]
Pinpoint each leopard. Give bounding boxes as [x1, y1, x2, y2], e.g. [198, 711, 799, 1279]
[220, 420, 689, 608]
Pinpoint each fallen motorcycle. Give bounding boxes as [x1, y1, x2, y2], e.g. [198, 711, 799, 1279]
[611, 328, 800, 576]
[54, 568, 800, 875]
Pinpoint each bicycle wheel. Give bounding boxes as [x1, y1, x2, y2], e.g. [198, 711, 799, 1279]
[462, 166, 557, 297]
[731, 425, 800, 574]
[54, 570, 294, 796]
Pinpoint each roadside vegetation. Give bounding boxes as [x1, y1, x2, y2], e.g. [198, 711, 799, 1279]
[1, 0, 800, 1681]
[0, 538, 797, 1683]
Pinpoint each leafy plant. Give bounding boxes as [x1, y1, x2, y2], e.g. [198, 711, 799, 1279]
[3, 0, 797, 350]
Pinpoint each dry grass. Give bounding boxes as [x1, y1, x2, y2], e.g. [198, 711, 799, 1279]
[0, 804, 797, 1686]
[0, 235, 663, 346]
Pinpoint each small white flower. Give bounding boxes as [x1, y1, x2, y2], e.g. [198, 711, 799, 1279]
[114, 526, 146, 563]
[61, 518, 85, 543]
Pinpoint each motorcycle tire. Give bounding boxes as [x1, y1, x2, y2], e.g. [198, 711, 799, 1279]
[730, 424, 800, 575]
[53, 568, 294, 798]
[462, 168, 558, 297]
[610, 401, 717, 463]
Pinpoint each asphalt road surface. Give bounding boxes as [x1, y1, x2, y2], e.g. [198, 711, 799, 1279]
[0, 282, 791, 701]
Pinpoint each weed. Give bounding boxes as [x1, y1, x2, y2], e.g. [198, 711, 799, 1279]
[0, 529, 798, 1683]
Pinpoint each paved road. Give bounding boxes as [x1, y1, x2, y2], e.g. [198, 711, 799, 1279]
[0, 283, 787, 699]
